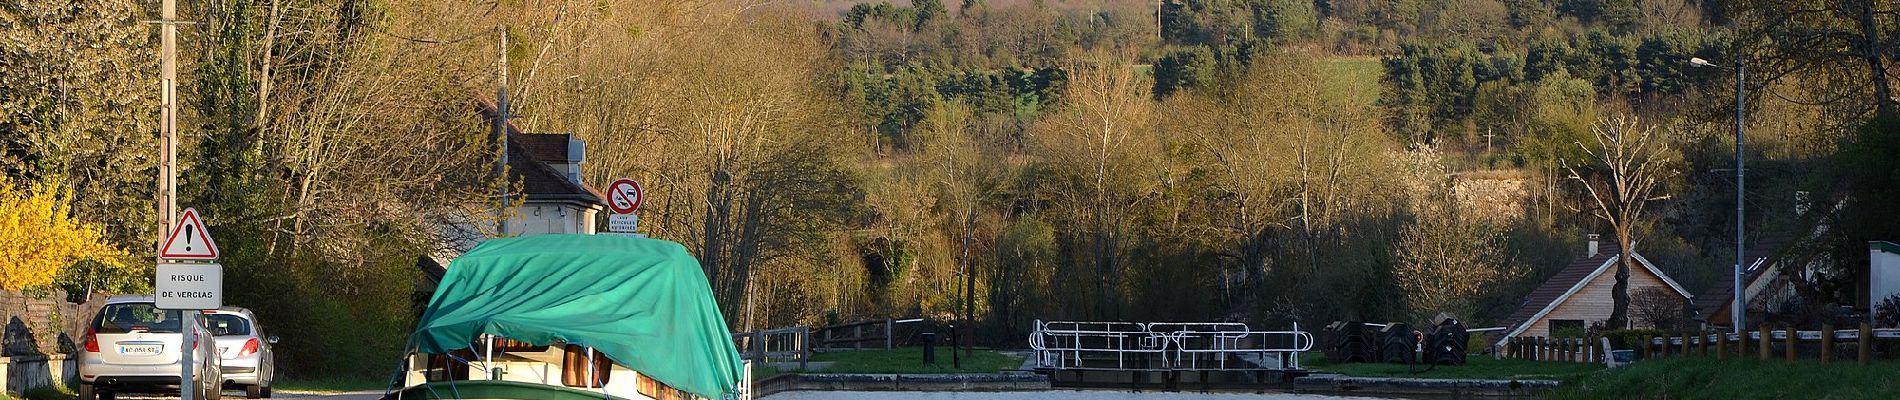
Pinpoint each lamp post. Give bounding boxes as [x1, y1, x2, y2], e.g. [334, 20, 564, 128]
[1691, 55, 1745, 335]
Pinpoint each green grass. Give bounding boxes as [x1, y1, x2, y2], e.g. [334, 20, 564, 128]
[807, 347, 1023, 374]
[1301, 351, 1603, 380]
[17, 383, 75, 400]
[1323, 56, 1383, 108]
[275, 376, 390, 393]
[1550, 357, 1900, 399]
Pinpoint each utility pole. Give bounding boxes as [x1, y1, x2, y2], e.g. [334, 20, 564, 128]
[158, 1, 193, 398]
[1732, 54, 1746, 336]
[159, 0, 179, 261]
[495, 25, 511, 237]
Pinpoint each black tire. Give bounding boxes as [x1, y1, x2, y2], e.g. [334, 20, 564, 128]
[98, 391, 115, 400]
[76, 383, 96, 400]
[246, 384, 264, 399]
[261, 385, 272, 398]
[1340, 340, 1367, 363]
[1382, 339, 1413, 364]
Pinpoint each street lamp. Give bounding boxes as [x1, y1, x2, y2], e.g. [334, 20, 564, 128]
[1691, 55, 1745, 336]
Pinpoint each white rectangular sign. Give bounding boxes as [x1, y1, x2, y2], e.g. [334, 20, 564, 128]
[155, 263, 222, 310]
[607, 214, 639, 233]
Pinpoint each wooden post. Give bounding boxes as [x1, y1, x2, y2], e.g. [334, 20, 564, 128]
[800, 327, 811, 371]
[1820, 324, 1834, 364]
[1586, 336, 1597, 363]
[886, 319, 895, 350]
[754, 331, 766, 362]
[1680, 333, 1691, 357]
[1759, 325, 1771, 361]
[1634, 333, 1649, 360]
[1784, 328, 1797, 363]
[1661, 334, 1671, 357]
[1860, 322, 1872, 367]
[1716, 332, 1726, 360]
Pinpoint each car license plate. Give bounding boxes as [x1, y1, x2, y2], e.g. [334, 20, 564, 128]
[119, 344, 162, 355]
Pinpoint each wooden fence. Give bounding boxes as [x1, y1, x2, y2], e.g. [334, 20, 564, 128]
[731, 326, 810, 370]
[1502, 336, 1607, 363]
[1502, 323, 1900, 366]
[1640, 324, 1900, 366]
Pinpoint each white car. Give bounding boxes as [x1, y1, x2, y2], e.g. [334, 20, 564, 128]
[77, 295, 223, 400]
[205, 307, 277, 398]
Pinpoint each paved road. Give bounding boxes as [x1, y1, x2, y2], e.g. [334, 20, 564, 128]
[765, 391, 1391, 399]
[119, 391, 380, 400]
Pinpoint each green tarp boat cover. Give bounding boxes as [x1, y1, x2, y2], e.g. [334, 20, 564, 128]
[413, 234, 743, 399]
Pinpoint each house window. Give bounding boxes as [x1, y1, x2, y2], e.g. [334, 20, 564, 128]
[1549, 319, 1586, 337]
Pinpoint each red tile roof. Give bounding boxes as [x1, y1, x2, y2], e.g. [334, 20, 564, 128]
[1499, 244, 1620, 334]
[476, 100, 604, 206]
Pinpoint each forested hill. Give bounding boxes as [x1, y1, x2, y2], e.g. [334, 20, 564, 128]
[5, 0, 1897, 377]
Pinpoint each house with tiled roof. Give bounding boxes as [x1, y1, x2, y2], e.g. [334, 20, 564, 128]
[1689, 235, 1802, 332]
[1494, 234, 1692, 347]
[415, 99, 609, 313]
[484, 101, 606, 236]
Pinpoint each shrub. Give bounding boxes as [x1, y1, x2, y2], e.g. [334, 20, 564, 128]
[1599, 328, 1667, 351]
[1875, 295, 1900, 328]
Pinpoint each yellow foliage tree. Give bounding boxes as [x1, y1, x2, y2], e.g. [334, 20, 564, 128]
[0, 175, 124, 291]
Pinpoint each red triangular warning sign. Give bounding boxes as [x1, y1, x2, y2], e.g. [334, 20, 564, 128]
[159, 208, 219, 260]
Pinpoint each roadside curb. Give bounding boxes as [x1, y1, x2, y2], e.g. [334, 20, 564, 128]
[755, 372, 1050, 397]
[1291, 373, 1557, 397]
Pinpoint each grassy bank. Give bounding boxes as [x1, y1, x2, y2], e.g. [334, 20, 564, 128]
[275, 376, 390, 393]
[807, 347, 1023, 374]
[1301, 352, 1602, 380]
[1550, 357, 1900, 399]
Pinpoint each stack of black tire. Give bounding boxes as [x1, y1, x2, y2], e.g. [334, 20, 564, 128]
[1424, 318, 1469, 365]
[1320, 321, 1374, 363]
[1377, 322, 1415, 364]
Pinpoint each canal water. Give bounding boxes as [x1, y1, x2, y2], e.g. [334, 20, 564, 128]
[765, 390, 1393, 399]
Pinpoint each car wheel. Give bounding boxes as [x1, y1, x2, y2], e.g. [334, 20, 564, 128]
[246, 384, 264, 399]
[76, 383, 96, 400]
[260, 385, 272, 398]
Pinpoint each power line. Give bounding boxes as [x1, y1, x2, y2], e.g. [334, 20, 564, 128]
[370, 24, 490, 45]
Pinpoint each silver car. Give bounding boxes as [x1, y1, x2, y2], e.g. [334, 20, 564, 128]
[77, 295, 222, 400]
[205, 307, 277, 398]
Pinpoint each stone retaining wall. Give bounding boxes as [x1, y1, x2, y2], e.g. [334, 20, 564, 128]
[1292, 373, 1555, 397]
[755, 373, 1051, 397]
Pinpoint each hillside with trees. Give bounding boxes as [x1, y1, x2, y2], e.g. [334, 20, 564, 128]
[4, 0, 1897, 378]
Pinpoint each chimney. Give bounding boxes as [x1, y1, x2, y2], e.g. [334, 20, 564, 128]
[564, 137, 586, 184]
[1587, 234, 1600, 258]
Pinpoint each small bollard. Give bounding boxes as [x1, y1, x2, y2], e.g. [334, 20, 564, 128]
[1820, 324, 1834, 364]
[921, 332, 938, 367]
[1759, 325, 1771, 361]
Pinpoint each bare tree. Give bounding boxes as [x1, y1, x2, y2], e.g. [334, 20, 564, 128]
[1565, 115, 1677, 329]
[1631, 287, 1685, 331]
[1032, 52, 1160, 320]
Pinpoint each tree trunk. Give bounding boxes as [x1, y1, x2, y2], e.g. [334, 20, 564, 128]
[701, 166, 733, 302]
[1851, 0, 1895, 116]
[1609, 227, 1633, 329]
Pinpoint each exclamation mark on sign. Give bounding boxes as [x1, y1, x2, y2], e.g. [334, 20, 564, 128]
[184, 225, 194, 252]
